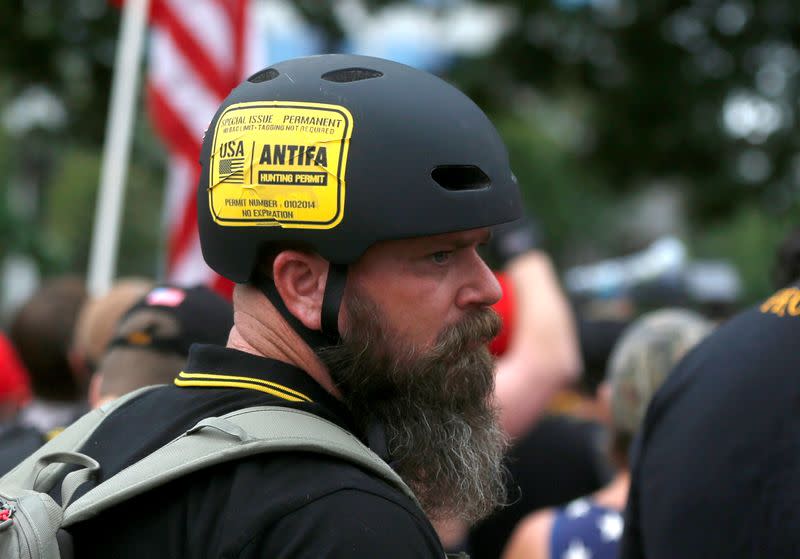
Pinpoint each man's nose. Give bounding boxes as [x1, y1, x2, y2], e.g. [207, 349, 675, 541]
[456, 253, 503, 309]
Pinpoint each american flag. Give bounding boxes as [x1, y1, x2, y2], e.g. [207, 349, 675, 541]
[145, 286, 187, 307]
[144, 0, 260, 296]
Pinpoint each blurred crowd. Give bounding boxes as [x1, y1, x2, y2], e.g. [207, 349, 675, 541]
[1, 39, 798, 551]
[1, 210, 797, 558]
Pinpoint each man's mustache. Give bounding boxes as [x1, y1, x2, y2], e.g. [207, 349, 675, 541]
[430, 309, 502, 359]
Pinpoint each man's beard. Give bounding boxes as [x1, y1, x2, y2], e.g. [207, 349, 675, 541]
[317, 291, 508, 524]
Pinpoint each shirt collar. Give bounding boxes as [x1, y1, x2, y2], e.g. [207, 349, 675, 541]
[177, 344, 352, 422]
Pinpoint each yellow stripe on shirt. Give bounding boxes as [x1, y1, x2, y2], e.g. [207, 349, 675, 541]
[175, 371, 312, 403]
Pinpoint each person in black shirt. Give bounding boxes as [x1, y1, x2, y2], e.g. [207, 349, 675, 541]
[63, 54, 524, 558]
[621, 283, 800, 557]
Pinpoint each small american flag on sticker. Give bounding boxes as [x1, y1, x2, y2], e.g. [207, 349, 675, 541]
[146, 287, 186, 308]
[219, 157, 245, 183]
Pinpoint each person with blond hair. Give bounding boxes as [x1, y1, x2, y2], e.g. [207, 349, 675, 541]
[504, 309, 712, 559]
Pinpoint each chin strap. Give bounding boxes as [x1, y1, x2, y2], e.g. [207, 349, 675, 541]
[257, 265, 395, 464]
[321, 263, 348, 340]
[256, 262, 348, 351]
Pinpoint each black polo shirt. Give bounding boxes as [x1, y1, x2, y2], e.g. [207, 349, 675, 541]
[621, 285, 800, 559]
[66, 345, 444, 558]
[467, 415, 610, 559]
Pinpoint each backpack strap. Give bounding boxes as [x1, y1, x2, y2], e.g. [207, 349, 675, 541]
[0, 385, 162, 492]
[63, 406, 417, 526]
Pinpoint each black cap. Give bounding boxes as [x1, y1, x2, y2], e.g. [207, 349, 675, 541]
[577, 317, 631, 395]
[109, 285, 233, 356]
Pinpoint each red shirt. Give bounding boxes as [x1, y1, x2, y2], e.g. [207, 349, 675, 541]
[489, 272, 514, 356]
[0, 333, 30, 406]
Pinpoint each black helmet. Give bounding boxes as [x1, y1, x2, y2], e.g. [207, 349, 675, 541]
[198, 54, 522, 283]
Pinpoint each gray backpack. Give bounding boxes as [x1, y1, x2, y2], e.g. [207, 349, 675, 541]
[0, 385, 417, 559]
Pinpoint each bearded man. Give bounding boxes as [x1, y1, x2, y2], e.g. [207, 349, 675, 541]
[56, 54, 522, 558]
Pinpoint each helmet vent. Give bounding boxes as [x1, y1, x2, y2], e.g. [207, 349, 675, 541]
[321, 67, 383, 83]
[248, 68, 279, 83]
[431, 165, 491, 191]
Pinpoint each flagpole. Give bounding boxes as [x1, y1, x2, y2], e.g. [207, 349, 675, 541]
[87, 0, 151, 296]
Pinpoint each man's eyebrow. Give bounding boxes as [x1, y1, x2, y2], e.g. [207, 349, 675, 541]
[447, 230, 492, 249]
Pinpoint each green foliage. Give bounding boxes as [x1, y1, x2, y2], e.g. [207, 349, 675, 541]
[452, 0, 800, 223]
[693, 205, 798, 303]
[495, 110, 615, 257]
[0, 0, 118, 144]
[448, 0, 800, 302]
[41, 148, 98, 273]
[42, 145, 164, 278]
[0, 1, 167, 282]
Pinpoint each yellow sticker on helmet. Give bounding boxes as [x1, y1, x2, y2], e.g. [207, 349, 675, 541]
[208, 101, 352, 229]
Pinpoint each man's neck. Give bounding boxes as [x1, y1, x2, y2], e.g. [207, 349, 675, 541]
[228, 285, 342, 398]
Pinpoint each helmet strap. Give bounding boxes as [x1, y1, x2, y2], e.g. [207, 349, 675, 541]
[255, 263, 347, 351]
[321, 263, 348, 340]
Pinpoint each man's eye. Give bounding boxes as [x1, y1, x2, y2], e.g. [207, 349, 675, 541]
[431, 251, 451, 264]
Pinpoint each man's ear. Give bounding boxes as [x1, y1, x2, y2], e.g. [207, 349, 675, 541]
[272, 250, 328, 331]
